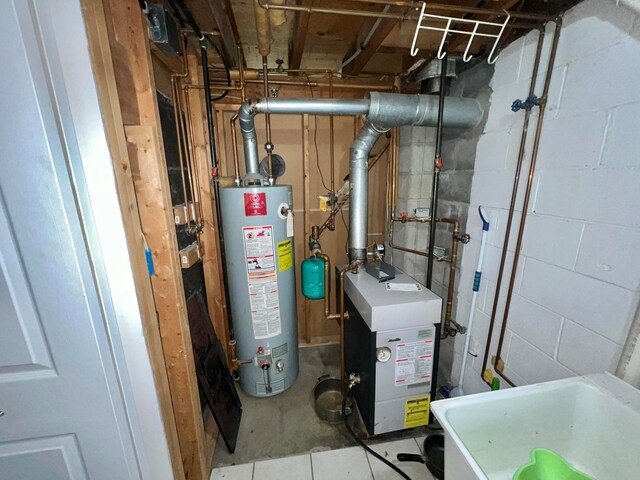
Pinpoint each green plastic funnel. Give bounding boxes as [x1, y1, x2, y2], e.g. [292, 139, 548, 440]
[513, 448, 594, 480]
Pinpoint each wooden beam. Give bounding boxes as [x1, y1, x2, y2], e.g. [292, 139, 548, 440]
[206, 0, 240, 68]
[342, 5, 404, 76]
[80, 1, 185, 478]
[103, 1, 209, 478]
[288, 0, 312, 69]
[185, 52, 230, 357]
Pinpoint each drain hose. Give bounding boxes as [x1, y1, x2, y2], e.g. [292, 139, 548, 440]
[341, 383, 413, 480]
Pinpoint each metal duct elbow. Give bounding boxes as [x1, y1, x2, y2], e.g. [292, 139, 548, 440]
[238, 100, 261, 175]
[367, 92, 483, 129]
[348, 122, 386, 263]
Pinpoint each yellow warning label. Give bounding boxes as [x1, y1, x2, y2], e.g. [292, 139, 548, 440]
[277, 239, 293, 272]
[404, 395, 430, 429]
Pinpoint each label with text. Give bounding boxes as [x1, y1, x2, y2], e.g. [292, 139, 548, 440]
[244, 192, 267, 216]
[394, 337, 434, 387]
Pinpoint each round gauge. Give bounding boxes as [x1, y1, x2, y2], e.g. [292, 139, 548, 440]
[376, 347, 392, 363]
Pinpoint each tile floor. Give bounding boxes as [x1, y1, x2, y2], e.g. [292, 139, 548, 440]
[211, 437, 434, 480]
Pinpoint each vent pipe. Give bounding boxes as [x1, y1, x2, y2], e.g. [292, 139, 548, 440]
[237, 92, 483, 264]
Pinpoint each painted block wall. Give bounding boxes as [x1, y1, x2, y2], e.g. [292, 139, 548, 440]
[447, 0, 640, 394]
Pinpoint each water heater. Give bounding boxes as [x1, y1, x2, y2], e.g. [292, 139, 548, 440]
[219, 185, 299, 397]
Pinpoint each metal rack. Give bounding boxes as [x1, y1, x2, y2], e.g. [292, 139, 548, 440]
[411, 1, 511, 64]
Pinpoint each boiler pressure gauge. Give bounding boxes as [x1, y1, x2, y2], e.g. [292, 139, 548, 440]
[376, 347, 392, 363]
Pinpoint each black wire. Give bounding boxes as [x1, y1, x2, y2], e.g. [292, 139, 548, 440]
[207, 39, 231, 101]
[303, 73, 330, 192]
[342, 384, 413, 480]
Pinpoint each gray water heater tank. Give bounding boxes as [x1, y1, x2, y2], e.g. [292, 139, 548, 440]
[219, 185, 299, 397]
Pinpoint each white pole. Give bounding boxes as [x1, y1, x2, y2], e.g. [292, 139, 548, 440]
[451, 206, 489, 397]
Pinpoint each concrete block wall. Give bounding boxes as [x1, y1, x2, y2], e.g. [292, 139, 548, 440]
[391, 125, 436, 287]
[448, 0, 640, 394]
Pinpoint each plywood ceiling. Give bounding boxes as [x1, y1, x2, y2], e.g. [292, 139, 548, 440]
[185, 0, 580, 75]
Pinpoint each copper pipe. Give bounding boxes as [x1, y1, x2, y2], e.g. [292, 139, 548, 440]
[439, 217, 461, 337]
[257, 0, 549, 27]
[230, 113, 241, 183]
[481, 28, 546, 388]
[389, 215, 461, 337]
[315, 141, 389, 238]
[493, 20, 563, 388]
[316, 253, 333, 318]
[171, 77, 192, 225]
[262, 56, 274, 181]
[183, 86, 205, 227]
[329, 72, 336, 231]
[237, 44, 246, 102]
[317, 198, 348, 237]
[345, 0, 556, 21]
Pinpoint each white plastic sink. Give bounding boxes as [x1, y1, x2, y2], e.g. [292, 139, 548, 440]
[431, 373, 640, 479]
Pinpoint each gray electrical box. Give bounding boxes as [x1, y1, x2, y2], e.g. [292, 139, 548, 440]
[343, 268, 441, 435]
[147, 4, 181, 58]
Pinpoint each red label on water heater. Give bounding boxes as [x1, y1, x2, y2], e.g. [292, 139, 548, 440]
[244, 192, 267, 216]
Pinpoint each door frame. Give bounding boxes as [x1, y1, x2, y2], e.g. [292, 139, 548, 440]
[28, 1, 177, 478]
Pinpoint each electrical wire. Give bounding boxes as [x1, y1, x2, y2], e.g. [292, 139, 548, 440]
[303, 73, 331, 192]
[341, 383, 413, 480]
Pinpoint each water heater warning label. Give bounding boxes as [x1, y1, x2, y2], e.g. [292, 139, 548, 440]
[243, 226, 281, 339]
[404, 395, 430, 429]
[395, 338, 434, 387]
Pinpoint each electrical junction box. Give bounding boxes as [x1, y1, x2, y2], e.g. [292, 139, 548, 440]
[173, 202, 199, 225]
[343, 267, 441, 435]
[179, 242, 201, 269]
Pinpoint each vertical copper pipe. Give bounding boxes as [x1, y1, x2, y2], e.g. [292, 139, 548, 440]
[316, 253, 332, 318]
[237, 43, 246, 102]
[171, 77, 192, 225]
[481, 28, 547, 386]
[230, 113, 241, 183]
[262, 56, 273, 181]
[439, 218, 460, 336]
[329, 72, 336, 231]
[183, 88, 204, 225]
[494, 20, 563, 387]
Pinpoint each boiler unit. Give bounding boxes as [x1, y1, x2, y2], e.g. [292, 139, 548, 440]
[344, 268, 442, 435]
[219, 185, 298, 397]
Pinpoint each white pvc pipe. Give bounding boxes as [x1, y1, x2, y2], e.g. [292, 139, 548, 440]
[452, 206, 490, 397]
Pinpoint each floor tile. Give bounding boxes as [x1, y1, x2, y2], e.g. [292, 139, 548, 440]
[210, 463, 254, 480]
[367, 439, 433, 480]
[254, 454, 312, 480]
[312, 446, 374, 480]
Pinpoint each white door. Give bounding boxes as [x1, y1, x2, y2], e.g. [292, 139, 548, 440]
[0, 1, 148, 478]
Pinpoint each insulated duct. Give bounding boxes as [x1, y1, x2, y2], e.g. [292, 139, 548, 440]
[238, 92, 483, 264]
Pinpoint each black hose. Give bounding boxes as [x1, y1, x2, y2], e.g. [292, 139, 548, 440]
[341, 383, 413, 480]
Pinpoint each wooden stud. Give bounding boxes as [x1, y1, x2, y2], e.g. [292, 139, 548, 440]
[103, 0, 209, 478]
[80, 1, 185, 478]
[185, 52, 230, 357]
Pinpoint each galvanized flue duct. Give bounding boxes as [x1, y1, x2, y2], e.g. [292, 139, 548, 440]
[237, 92, 483, 264]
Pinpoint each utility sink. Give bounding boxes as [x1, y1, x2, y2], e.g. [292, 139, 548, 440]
[431, 373, 640, 480]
